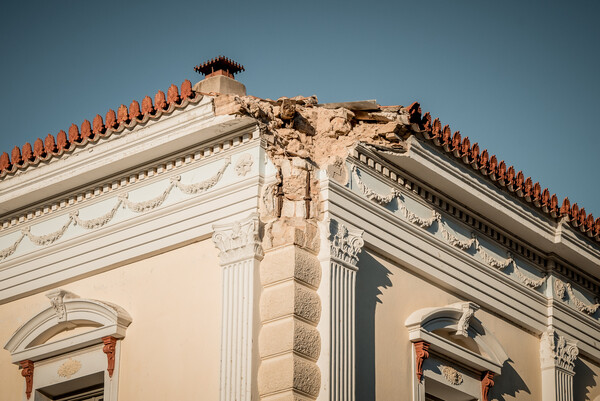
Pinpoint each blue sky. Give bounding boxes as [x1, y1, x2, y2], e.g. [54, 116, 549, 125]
[1, 1, 598, 215]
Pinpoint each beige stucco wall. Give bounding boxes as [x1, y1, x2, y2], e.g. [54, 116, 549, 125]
[575, 355, 600, 401]
[0, 238, 221, 401]
[356, 248, 542, 400]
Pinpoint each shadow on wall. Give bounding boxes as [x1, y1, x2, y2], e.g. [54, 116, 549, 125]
[356, 250, 393, 401]
[574, 357, 598, 401]
[488, 359, 530, 401]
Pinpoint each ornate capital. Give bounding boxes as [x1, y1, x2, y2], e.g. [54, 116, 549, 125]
[328, 220, 364, 267]
[20, 360, 34, 399]
[540, 328, 579, 373]
[212, 213, 263, 265]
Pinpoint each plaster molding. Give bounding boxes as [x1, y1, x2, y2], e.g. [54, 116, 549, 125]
[234, 153, 253, 176]
[0, 156, 232, 263]
[540, 328, 578, 373]
[555, 278, 567, 300]
[46, 289, 68, 322]
[456, 302, 479, 337]
[351, 164, 398, 204]
[71, 199, 122, 229]
[554, 278, 600, 315]
[350, 145, 600, 294]
[212, 213, 263, 265]
[4, 297, 132, 363]
[540, 328, 578, 401]
[441, 366, 463, 385]
[57, 358, 82, 379]
[350, 161, 547, 290]
[0, 121, 256, 232]
[328, 220, 364, 267]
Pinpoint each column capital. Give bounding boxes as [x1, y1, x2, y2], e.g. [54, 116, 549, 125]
[327, 220, 364, 268]
[212, 213, 263, 265]
[540, 328, 579, 373]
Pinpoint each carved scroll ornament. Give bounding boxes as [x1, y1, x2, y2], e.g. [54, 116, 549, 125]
[481, 371, 494, 401]
[20, 360, 34, 399]
[102, 336, 117, 378]
[414, 341, 430, 382]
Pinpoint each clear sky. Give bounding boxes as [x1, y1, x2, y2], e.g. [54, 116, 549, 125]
[1, 1, 598, 215]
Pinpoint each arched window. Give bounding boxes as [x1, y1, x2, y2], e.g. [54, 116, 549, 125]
[4, 290, 131, 401]
[405, 302, 508, 401]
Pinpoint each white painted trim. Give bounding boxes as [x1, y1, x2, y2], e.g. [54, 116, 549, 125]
[405, 303, 507, 374]
[400, 138, 600, 274]
[4, 297, 131, 364]
[212, 213, 263, 401]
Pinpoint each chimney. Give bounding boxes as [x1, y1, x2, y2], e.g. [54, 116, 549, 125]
[193, 56, 246, 96]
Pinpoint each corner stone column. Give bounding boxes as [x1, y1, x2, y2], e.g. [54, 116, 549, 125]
[540, 328, 579, 401]
[317, 220, 364, 401]
[213, 213, 264, 401]
[258, 219, 323, 400]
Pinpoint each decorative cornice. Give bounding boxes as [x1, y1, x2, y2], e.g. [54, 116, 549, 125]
[1, 130, 255, 233]
[350, 162, 546, 290]
[351, 147, 600, 297]
[540, 328, 579, 373]
[328, 220, 364, 267]
[212, 213, 263, 265]
[0, 156, 232, 262]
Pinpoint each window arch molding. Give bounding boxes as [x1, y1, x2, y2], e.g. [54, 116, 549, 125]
[3, 290, 132, 400]
[405, 302, 508, 401]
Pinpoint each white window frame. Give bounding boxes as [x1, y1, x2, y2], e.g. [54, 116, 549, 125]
[405, 302, 508, 401]
[3, 290, 131, 401]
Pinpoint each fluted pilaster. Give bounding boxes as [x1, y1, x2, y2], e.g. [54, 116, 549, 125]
[319, 220, 364, 401]
[213, 213, 263, 401]
[540, 328, 579, 401]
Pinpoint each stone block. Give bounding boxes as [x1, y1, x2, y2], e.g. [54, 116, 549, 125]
[259, 316, 320, 360]
[258, 353, 321, 398]
[260, 245, 321, 288]
[261, 281, 321, 324]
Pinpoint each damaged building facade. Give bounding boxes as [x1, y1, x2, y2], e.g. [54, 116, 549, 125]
[1, 57, 599, 401]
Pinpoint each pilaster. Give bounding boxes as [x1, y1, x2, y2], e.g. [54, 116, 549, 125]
[540, 328, 579, 401]
[213, 213, 264, 401]
[318, 220, 364, 401]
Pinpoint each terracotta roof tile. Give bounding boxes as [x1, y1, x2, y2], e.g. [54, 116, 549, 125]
[412, 103, 598, 241]
[0, 80, 201, 181]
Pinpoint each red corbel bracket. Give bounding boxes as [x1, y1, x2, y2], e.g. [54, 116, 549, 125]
[102, 336, 117, 378]
[20, 360, 34, 399]
[414, 341, 430, 382]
